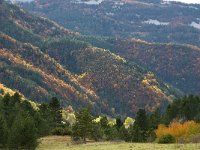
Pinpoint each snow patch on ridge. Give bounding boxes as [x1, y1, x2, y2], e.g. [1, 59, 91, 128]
[75, 0, 105, 5]
[190, 21, 200, 30]
[143, 19, 169, 26]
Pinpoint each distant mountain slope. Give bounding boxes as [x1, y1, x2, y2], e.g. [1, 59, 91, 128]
[0, 0, 76, 46]
[74, 36, 200, 96]
[21, 0, 200, 46]
[41, 38, 180, 114]
[0, 1, 179, 116]
[111, 39, 200, 95]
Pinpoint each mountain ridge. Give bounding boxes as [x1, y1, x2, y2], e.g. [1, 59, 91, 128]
[20, 0, 200, 47]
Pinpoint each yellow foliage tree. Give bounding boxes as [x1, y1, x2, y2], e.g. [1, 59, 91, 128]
[124, 117, 135, 129]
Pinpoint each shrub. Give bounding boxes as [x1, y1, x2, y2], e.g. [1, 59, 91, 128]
[158, 134, 176, 144]
[51, 127, 72, 136]
[105, 127, 119, 141]
[90, 123, 104, 141]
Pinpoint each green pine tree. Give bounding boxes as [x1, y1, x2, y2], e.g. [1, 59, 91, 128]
[100, 116, 109, 129]
[149, 108, 161, 130]
[1, 93, 11, 124]
[131, 109, 149, 142]
[115, 117, 123, 131]
[0, 115, 8, 148]
[72, 108, 93, 142]
[49, 97, 62, 127]
[8, 112, 38, 150]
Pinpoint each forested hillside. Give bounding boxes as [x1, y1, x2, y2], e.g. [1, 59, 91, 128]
[109, 39, 200, 95]
[69, 36, 200, 96]
[0, 1, 178, 116]
[19, 0, 200, 96]
[21, 0, 200, 46]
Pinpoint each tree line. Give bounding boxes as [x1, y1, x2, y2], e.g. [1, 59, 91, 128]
[71, 95, 200, 143]
[0, 93, 200, 149]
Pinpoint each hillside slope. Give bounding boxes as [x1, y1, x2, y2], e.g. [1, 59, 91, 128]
[111, 39, 200, 95]
[64, 35, 200, 96]
[21, 0, 200, 47]
[42, 38, 181, 114]
[0, 1, 179, 116]
[0, 32, 99, 108]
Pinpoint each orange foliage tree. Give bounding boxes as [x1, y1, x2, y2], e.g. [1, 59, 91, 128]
[155, 121, 197, 142]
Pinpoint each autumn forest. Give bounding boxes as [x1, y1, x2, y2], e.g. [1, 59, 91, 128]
[1, 0, 200, 149]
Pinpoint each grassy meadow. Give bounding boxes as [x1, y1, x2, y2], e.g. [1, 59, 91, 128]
[36, 136, 200, 150]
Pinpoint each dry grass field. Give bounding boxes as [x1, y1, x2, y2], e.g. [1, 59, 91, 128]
[36, 136, 200, 150]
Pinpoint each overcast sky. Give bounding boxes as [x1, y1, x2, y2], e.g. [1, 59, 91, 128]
[10, 0, 200, 4]
[11, 0, 33, 2]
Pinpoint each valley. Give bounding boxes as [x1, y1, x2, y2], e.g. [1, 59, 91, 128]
[1, 0, 200, 149]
